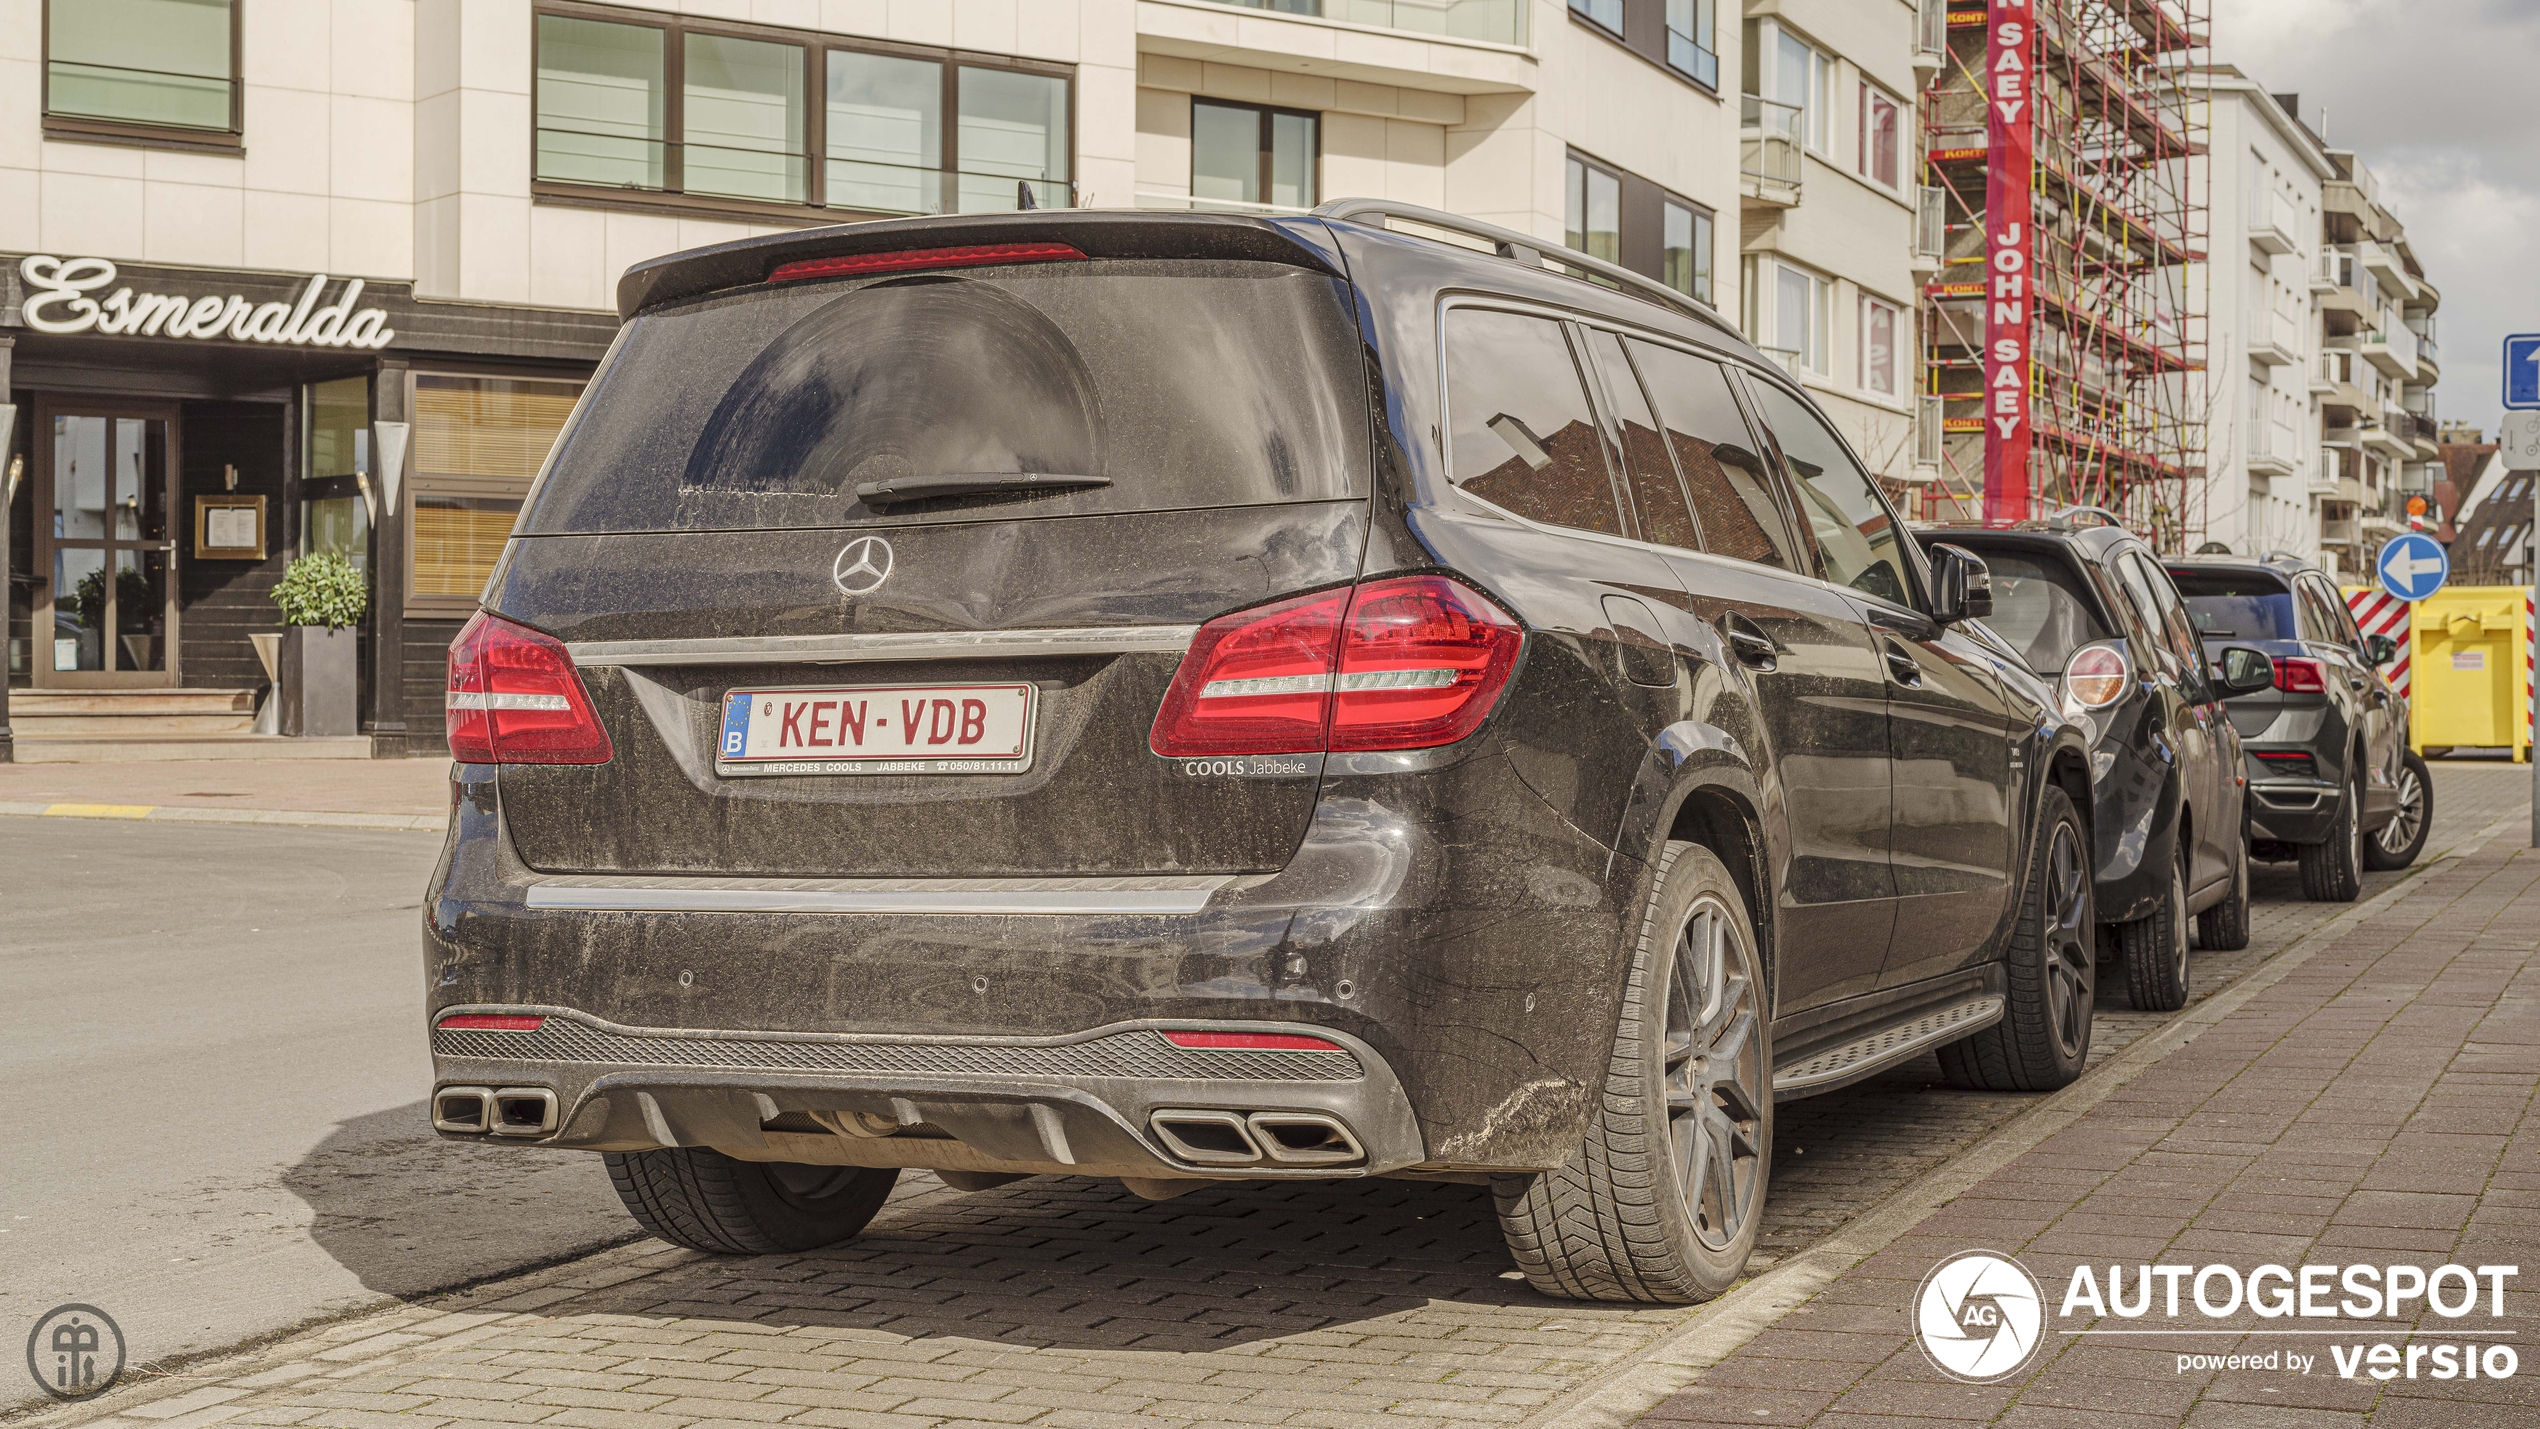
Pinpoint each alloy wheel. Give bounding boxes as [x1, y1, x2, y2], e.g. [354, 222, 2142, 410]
[2043, 821, 2096, 1056]
[1663, 897, 1765, 1253]
[2375, 762, 2425, 856]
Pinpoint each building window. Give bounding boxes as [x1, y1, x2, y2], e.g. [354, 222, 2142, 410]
[1663, 198, 1713, 306]
[1763, 24, 1834, 154]
[1666, 0, 1719, 89]
[1570, 0, 1625, 35]
[406, 375, 587, 618]
[1566, 155, 1623, 266]
[43, 0, 239, 145]
[1745, 257, 1830, 376]
[1857, 81, 1901, 191]
[531, 4, 1069, 220]
[301, 376, 373, 581]
[1191, 99, 1319, 212]
[1860, 294, 1901, 397]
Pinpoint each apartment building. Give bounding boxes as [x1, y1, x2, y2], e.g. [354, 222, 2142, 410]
[1735, 0, 1924, 486]
[2313, 142, 2442, 584]
[4, 0, 1769, 753]
[2186, 69, 2330, 565]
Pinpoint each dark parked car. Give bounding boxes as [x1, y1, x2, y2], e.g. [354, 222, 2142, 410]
[2163, 554, 2426, 896]
[1911, 520, 2275, 1011]
[424, 201, 2096, 1305]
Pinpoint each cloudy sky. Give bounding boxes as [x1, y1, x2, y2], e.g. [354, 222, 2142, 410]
[2228, 0, 2540, 441]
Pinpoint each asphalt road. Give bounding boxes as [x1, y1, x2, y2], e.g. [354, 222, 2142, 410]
[0, 819, 633, 1412]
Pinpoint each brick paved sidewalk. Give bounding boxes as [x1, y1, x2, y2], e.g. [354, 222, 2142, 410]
[1649, 838, 2540, 1428]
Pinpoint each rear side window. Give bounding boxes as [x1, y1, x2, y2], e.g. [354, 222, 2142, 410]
[1582, 329, 1699, 551]
[1744, 381, 1915, 608]
[521, 259, 1370, 533]
[1444, 308, 1625, 537]
[2167, 569, 2297, 641]
[2128, 553, 2210, 691]
[2305, 575, 2364, 645]
[1971, 548, 2111, 674]
[1628, 340, 1801, 570]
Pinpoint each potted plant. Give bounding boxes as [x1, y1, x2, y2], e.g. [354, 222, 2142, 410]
[270, 551, 366, 737]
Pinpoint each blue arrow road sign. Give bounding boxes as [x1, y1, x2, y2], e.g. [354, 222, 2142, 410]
[2378, 531, 2449, 603]
[2507, 334, 2540, 410]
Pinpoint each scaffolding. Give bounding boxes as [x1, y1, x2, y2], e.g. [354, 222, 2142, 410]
[1917, 0, 2210, 550]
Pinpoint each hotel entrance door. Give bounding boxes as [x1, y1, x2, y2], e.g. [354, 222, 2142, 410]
[33, 398, 181, 688]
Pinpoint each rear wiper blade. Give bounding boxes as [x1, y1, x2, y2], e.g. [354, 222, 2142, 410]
[855, 473, 1111, 505]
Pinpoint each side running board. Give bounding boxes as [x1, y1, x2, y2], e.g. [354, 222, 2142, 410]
[1770, 996, 2003, 1102]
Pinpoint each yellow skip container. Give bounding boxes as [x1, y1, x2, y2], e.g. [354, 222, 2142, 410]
[2402, 586, 2531, 760]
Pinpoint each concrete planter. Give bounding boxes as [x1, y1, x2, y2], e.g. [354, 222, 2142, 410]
[279, 625, 360, 737]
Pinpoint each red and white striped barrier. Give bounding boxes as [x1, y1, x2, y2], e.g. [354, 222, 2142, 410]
[2347, 588, 2412, 702]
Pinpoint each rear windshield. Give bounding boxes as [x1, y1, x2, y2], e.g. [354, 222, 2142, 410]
[2166, 570, 2297, 641]
[1971, 548, 2111, 674]
[521, 259, 1370, 534]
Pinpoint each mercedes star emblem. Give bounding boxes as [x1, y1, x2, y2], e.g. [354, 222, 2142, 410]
[832, 535, 894, 596]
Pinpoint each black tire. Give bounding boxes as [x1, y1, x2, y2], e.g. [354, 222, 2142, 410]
[606, 1148, 898, 1254]
[2118, 843, 2192, 1011]
[2297, 768, 2364, 902]
[2193, 832, 2251, 953]
[1496, 842, 1769, 1304]
[2362, 751, 2433, 871]
[1938, 786, 2094, 1091]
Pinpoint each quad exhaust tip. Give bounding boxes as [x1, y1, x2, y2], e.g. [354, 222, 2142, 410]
[433, 1086, 556, 1137]
[1149, 1110, 1364, 1167]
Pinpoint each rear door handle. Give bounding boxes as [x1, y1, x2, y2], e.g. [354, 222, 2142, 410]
[1722, 613, 1778, 671]
[1883, 641, 1923, 687]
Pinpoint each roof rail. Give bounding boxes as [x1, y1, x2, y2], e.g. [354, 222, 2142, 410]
[1311, 198, 1742, 342]
[2044, 504, 2128, 532]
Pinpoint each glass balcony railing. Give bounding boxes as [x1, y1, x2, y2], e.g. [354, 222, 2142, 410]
[1193, 0, 1528, 45]
[1741, 96, 1803, 195]
[536, 131, 1069, 214]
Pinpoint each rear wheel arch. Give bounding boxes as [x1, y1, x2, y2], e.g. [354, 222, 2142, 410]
[1664, 784, 1774, 1007]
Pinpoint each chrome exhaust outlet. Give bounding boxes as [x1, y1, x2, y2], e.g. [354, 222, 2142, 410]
[1149, 1110, 1263, 1165]
[489, 1087, 558, 1137]
[432, 1086, 493, 1134]
[1248, 1112, 1365, 1166]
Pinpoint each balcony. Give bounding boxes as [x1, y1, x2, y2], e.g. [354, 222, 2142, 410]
[1914, 0, 1947, 69]
[1142, 0, 1535, 97]
[1742, 95, 1803, 206]
[2249, 189, 2298, 257]
[2361, 417, 2412, 460]
[2247, 417, 2297, 478]
[2412, 328, 2440, 377]
[2356, 238, 2414, 300]
[2360, 325, 2418, 380]
[2246, 308, 2301, 369]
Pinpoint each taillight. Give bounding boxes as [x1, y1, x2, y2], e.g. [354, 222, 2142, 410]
[1160, 1030, 1343, 1052]
[436, 1014, 546, 1032]
[2252, 750, 2318, 778]
[2061, 643, 2130, 709]
[2273, 656, 2327, 694]
[1149, 576, 1523, 757]
[446, 610, 615, 765]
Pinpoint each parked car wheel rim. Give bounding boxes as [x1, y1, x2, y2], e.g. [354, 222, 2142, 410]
[2044, 821, 2094, 1057]
[2375, 762, 2425, 857]
[1665, 896, 1765, 1253]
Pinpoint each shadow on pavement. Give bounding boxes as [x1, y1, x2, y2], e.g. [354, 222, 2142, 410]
[284, 1100, 636, 1298]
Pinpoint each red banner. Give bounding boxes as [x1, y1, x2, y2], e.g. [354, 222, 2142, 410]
[1982, 0, 2035, 523]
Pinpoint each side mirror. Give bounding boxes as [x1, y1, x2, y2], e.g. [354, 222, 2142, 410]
[2214, 645, 2276, 699]
[1927, 543, 1993, 624]
[2363, 633, 2398, 668]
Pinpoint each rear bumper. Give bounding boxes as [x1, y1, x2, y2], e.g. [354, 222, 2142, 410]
[425, 752, 1635, 1177]
[2247, 777, 2340, 845]
[427, 1007, 1425, 1181]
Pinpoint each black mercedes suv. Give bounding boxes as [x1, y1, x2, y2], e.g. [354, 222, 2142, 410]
[424, 203, 2096, 1304]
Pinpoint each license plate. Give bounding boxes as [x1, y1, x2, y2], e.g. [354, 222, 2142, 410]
[716, 682, 1037, 776]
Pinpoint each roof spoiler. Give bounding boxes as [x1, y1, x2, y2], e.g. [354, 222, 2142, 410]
[612, 210, 1348, 319]
[1313, 198, 1742, 342]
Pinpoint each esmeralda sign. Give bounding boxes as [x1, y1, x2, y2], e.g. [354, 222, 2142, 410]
[15, 253, 397, 349]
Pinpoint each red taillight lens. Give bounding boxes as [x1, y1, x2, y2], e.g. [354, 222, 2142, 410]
[1160, 1030, 1343, 1052]
[767, 243, 1083, 283]
[436, 1014, 546, 1032]
[1330, 576, 1525, 751]
[1148, 576, 1523, 757]
[2061, 643, 2130, 709]
[2273, 657, 2327, 694]
[446, 610, 615, 765]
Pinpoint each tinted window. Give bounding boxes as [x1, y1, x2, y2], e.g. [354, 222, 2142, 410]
[1628, 340, 1801, 570]
[1970, 548, 2111, 674]
[2111, 552, 2181, 676]
[2290, 578, 2339, 644]
[523, 259, 1369, 533]
[2129, 553, 2209, 690]
[2306, 576, 2364, 645]
[1745, 381, 1914, 607]
[2167, 569, 2297, 641]
[1583, 329, 1699, 550]
[1445, 308, 1624, 537]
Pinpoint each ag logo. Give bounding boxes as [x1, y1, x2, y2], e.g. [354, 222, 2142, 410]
[832, 535, 894, 596]
[1915, 1251, 2045, 1383]
[26, 1304, 124, 1400]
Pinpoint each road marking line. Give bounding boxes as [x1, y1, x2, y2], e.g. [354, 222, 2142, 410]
[43, 802, 155, 818]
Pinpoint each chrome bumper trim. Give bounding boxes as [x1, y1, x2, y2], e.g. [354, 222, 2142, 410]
[524, 873, 1235, 916]
[567, 625, 1201, 668]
